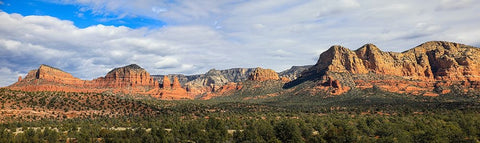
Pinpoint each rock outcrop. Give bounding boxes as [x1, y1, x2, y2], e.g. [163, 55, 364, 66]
[172, 77, 182, 89]
[248, 67, 280, 81]
[92, 64, 159, 89]
[9, 64, 85, 92]
[152, 74, 200, 86]
[297, 41, 480, 96]
[162, 75, 171, 89]
[34, 64, 84, 85]
[152, 76, 191, 100]
[315, 76, 351, 95]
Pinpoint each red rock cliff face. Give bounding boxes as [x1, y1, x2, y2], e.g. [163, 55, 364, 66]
[150, 76, 191, 100]
[92, 64, 159, 88]
[248, 67, 280, 81]
[12, 64, 84, 86]
[9, 65, 86, 92]
[172, 77, 182, 89]
[8, 64, 166, 95]
[300, 41, 480, 95]
[36, 64, 84, 85]
[162, 75, 171, 89]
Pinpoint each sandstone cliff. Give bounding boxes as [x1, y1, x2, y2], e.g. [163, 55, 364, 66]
[172, 77, 182, 89]
[248, 67, 280, 81]
[296, 41, 480, 96]
[8, 64, 190, 98]
[9, 64, 85, 92]
[150, 75, 191, 100]
[92, 64, 159, 89]
[162, 75, 171, 89]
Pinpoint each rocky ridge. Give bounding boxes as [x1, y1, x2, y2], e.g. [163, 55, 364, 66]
[296, 41, 480, 96]
[8, 65, 285, 100]
[9, 64, 191, 99]
[198, 67, 284, 100]
[7, 41, 480, 99]
[152, 66, 311, 89]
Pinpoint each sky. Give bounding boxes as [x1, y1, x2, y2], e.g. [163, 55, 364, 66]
[0, 0, 479, 86]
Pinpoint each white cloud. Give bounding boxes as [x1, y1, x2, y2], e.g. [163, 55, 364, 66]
[0, 67, 23, 87]
[1, 0, 480, 86]
[0, 12, 239, 86]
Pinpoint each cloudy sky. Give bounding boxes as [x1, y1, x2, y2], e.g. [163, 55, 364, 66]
[0, 0, 479, 86]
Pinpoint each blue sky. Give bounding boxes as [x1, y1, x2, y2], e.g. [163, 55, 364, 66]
[0, 0, 165, 28]
[0, 0, 480, 86]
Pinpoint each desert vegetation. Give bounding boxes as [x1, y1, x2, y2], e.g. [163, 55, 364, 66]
[1, 88, 479, 142]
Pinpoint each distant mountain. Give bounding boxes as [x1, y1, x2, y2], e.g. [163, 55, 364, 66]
[154, 65, 312, 88]
[153, 68, 256, 88]
[152, 74, 200, 86]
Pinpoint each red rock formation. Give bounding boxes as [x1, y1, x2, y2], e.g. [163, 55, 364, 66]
[91, 64, 159, 89]
[7, 64, 175, 97]
[36, 64, 84, 85]
[314, 76, 350, 95]
[248, 67, 280, 81]
[162, 75, 171, 89]
[142, 76, 191, 99]
[150, 87, 191, 100]
[172, 77, 182, 89]
[300, 41, 480, 95]
[200, 82, 242, 100]
[18, 76, 22, 82]
[10, 68, 78, 92]
[10, 64, 85, 90]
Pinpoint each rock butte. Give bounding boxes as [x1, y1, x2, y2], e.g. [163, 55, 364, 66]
[6, 41, 480, 99]
[248, 67, 280, 81]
